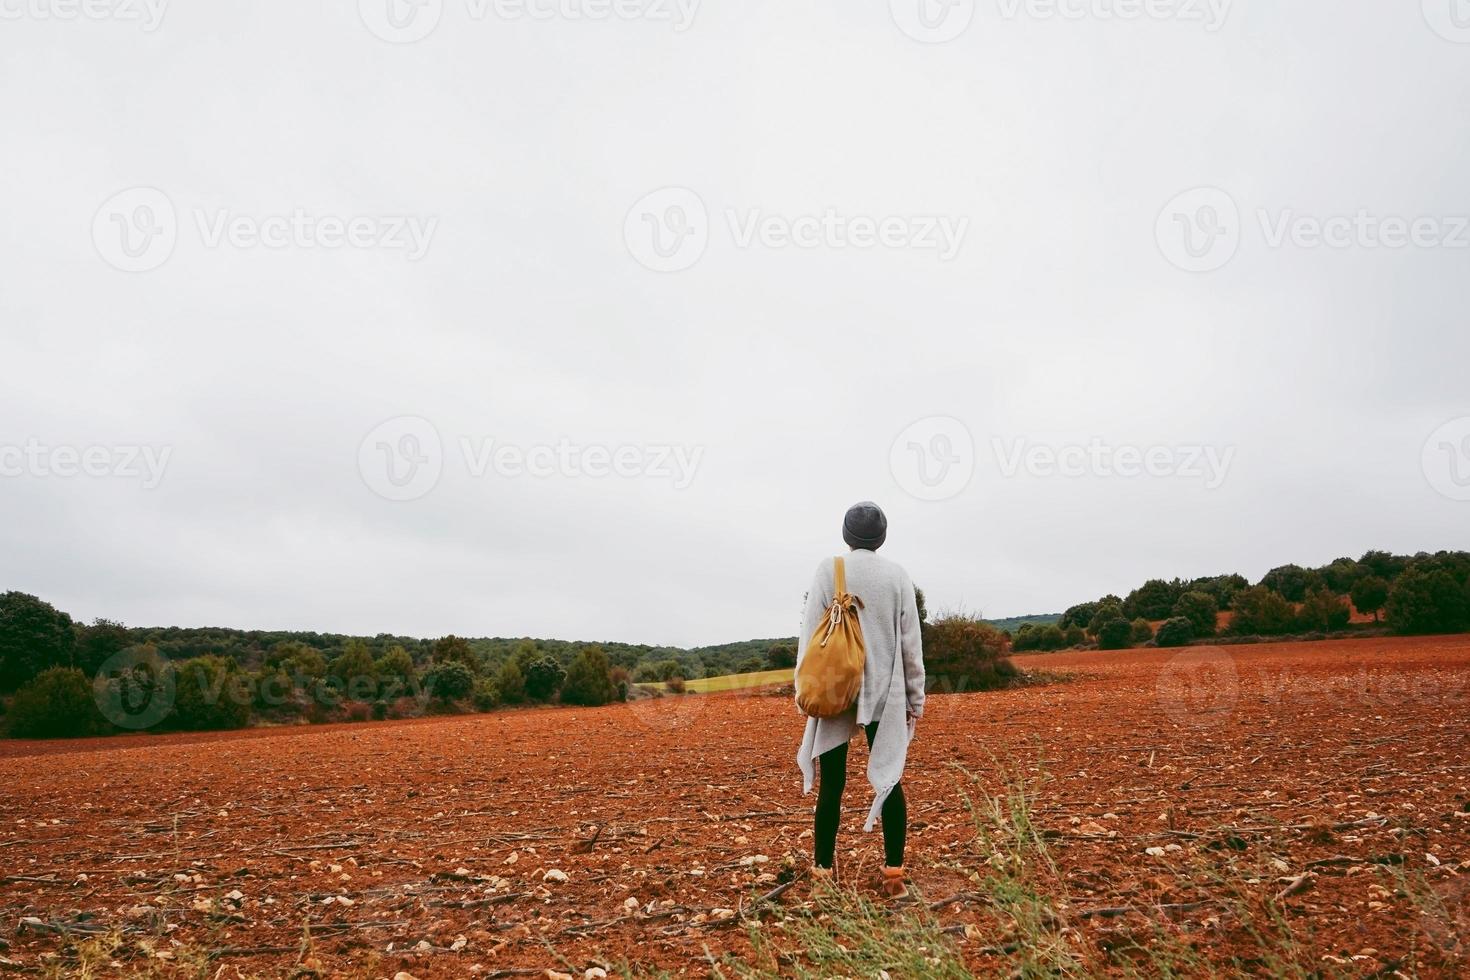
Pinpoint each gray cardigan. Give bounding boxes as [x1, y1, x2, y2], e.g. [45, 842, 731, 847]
[795, 550, 925, 831]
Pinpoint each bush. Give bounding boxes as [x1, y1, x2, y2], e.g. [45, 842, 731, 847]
[524, 657, 566, 701]
[1095, 617, 1132, 651]
[330, 641, 378, 701]
[344, 701, 372, 723]
[922, 615, 1018, 692]
[1087, 601, 1125, 636]
[0, 592, 76, 692]
[1386, 566, 1470, 635]
[1297, 587, 1350, 632]
[1058, 602, 1100, 631]
[1230, 586, 1297, 636]
[1350, 575, 1390, 623]
[172, 655, 253, 731]
[375, 646, 417, 695]
[1123, 580, 1185, 621]
[1062, 625, 1086, 647]
[561, 647, 616, 707]
[766, 643, 796, 669]
[1130, 618, 1155, 644]
[8, 667, 98, 738]
[1155, 617, 1194, 648]
[495, 660, 527, 704]
[665, 676, 687, 694]
[609, 666, 631, 702]
[433, 635, 480, 671]
[471, 678, 500, 712]
[1172, 591, 1218, 637]
[425, 660, 475, 703]
[1259, 564, 1321, 602]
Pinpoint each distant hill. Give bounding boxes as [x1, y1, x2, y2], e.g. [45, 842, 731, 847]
[984, 613, 1062, 633]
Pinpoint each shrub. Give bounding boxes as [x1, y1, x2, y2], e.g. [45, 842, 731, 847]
[425, 660, 475, 703]
[495, 660, 527, 704]
[1130, 618, 1155, 644]
[1297, 587, 1350, 632]
[433, 635, 480, 671]
[344, 701, 372, 722]
[471, 678, 500, 712]
[1155, 617, 1194, 648]
[1087, 602, 1124, 636]
[665, 676, 687, 694]
[1095, 617, 1132, 651]
[1386, 566, 1470, 635]
[1062, 625, 1086, 647]
[330, 641, 378, 701]
[1230, 586, 1297, 636]
[1172, 591, 1218, 637]
[172, 655, 253, 731]
[922, 615, 1019, 692]
[375, 646, 417, 694]
[1350, 575, 1390, 623]
[1319, 557, 1363, 593]
[524, 657, 566, 702]
[561, 647, 616, 707]
[766, 643, 796, 669]
[8, 667, 98, 738]
[608, 666, 631, 702]
[1058, 602, 1100, 631]
[738, 656, 765, 674]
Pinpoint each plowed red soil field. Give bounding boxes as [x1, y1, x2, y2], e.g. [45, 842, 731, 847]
[3, 636, 1469, 977]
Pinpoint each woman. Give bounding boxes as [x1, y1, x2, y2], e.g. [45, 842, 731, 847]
[795, 501, 925, 898]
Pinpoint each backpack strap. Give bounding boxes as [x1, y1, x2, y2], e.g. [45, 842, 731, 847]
[834, 556, 846, 597]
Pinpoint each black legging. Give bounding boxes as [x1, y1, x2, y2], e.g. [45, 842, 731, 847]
[814, 722, 907, 870]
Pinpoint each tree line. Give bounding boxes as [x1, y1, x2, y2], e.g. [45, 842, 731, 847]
[1011, 549, 1470, 653]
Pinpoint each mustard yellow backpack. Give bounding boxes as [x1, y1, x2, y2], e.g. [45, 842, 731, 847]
[795, 556, 865, 718]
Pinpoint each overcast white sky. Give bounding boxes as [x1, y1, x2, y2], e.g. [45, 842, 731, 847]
[3, 0, 1468, 648]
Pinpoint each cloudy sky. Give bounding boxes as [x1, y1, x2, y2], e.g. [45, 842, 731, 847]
[3, 0, 1468, 648]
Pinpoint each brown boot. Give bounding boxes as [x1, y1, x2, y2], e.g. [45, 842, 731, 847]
[878, 866, 908, 899]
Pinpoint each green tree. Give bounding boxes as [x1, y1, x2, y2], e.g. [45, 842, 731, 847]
[1062, 625, 1086, 647]
[1172, 591, 1218, 638]
[1155, 617, 1194, 648]
[524, 657, 566, 701]
[1358, 550, 1408, 583]
[471, 678, 500, 711]
[1059, 602, 1100, 631]
[0, 592, 76, 691]
[1037, 624, 1067, 651]
[1259, 564, 1320, 602]
[74, 618, 130, 676]
[1350, 575, 1390, 623]
[331, 640, 379, 700]
[172, 656, 252, 731]
[1230, 586, 1297, 636]
[1318, 558, 1363, 593]
[375, 645, 417, 692]
[1124, 580, 1185, 621]
[426, 660, 475, 703]
[433, 635, 480, 672]
[1190, 574, 1249, 608]
[1129, 618, 1155, 644]
[1087, 601, 1125, 636]
[766, 643, 797, 669]
[561, 647, 616, 706]
[1095, 617, 1132, 651]
[8, 667, 100, 738]
[495, 659, 527, 704]
[1386, 567, 1470, 635]
[1297, 587, 1350, 632]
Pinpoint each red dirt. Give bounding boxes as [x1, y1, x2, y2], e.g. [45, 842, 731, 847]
[2, 635, 1468, 976]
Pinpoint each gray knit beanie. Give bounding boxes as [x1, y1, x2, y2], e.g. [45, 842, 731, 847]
[842, 501, 887, 551]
